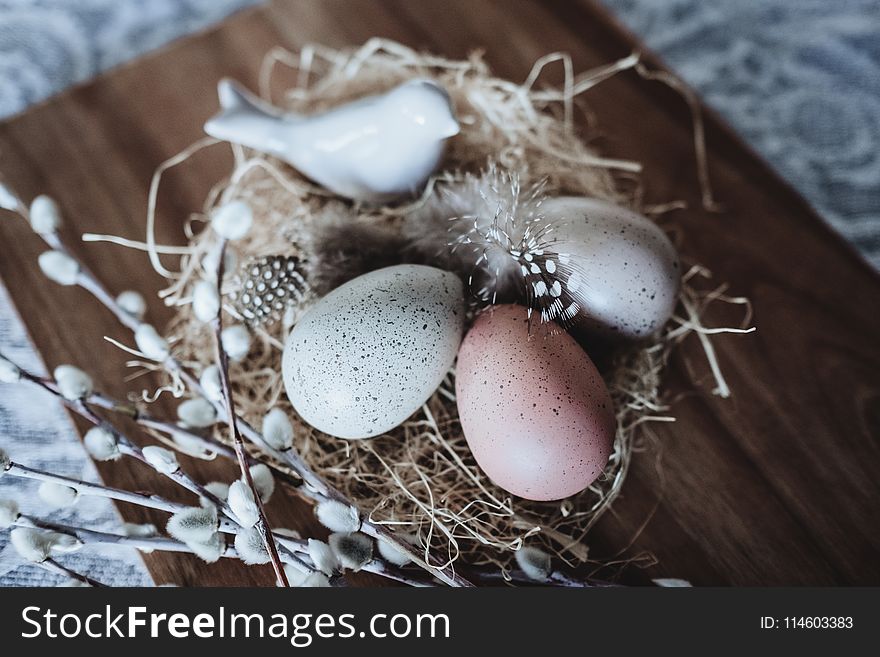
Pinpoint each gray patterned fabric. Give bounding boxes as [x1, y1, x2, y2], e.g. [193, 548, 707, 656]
[0, 0, 258, 117]
[0, 0, 257, 588]
[0, 286, 152, 587]
[0, 0, 878, 586]
[604, 0, 880, 269]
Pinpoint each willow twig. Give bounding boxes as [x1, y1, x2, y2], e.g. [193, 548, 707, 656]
[5, 462, 182, 514]
[40, 558, 108, 587]
[20, 371, 312, 574]
[16, 516, 429, 587]
[212, 240, 288, 587]
[14, 365, 304, 492]
[3, 359, 389, 582]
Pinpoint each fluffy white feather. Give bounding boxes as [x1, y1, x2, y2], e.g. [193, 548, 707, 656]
[406, 167, 584, 326]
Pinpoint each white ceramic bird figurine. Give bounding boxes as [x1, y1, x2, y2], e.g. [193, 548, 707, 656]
[204, 78, 460, 202]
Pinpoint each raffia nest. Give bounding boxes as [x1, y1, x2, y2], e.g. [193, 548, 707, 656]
[146, 40, 749, 577]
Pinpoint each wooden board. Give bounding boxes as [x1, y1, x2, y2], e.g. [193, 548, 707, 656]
[1, 0, 878, 586]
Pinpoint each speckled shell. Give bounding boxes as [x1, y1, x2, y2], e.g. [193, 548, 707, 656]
[455, 304, 615, 501]
[547, 197, 680, 339]
[282, 265, 464, 440]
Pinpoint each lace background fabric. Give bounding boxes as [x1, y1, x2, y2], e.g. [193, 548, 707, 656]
[0, 0, 878, 586]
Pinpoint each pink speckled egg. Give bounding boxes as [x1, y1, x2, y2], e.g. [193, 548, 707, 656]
[455, 304, 615, 501]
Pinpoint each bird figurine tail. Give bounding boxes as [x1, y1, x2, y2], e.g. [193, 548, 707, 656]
[204, 79, 297, 156]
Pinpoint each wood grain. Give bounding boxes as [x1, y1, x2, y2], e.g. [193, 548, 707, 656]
[0, 0, 878, 586]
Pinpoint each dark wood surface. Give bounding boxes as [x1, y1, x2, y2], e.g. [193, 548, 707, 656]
[0, 0, 878, 586]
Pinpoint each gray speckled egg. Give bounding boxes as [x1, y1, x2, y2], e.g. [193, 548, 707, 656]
[282, 265, 464, 439]
[541, 197, 680, 340]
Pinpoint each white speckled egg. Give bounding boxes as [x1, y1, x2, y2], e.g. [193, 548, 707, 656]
[541, 197, 680, 339]
[282, 265, 464, 439]
[456, 304, 615, 501]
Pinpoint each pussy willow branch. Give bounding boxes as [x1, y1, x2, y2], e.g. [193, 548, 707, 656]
[5, 194, 140, 333]
[2, 359, 258, 530]
[70, 398, 224, 508]
[205, 389, 474, 586]
[12, 506, 601, 588]
[110, 433, 324, 573]
[73, 401, 313, 575]
[4, 196, 472, 587]
[19, 370, 313, 575]
[14, 516, 431, 588]
[6, 459, 422, 584]
[4, 457, 605, 588]
[212, 241, 289, 588]
[9, 357, 456, 584]
[28, 368, 306, 494]
[186, 375, 473, 586]
[11, 361, 233, 461]
[6, 460, 246, 534]
[5, 462, 182, 514]
[476, 568, 620, 588]
[16, 515, 189, 552]
[0, 364, 424, 586]
[40, 558, 109, 588]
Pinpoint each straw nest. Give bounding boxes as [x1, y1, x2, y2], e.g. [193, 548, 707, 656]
[146, 40, 749, 577]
